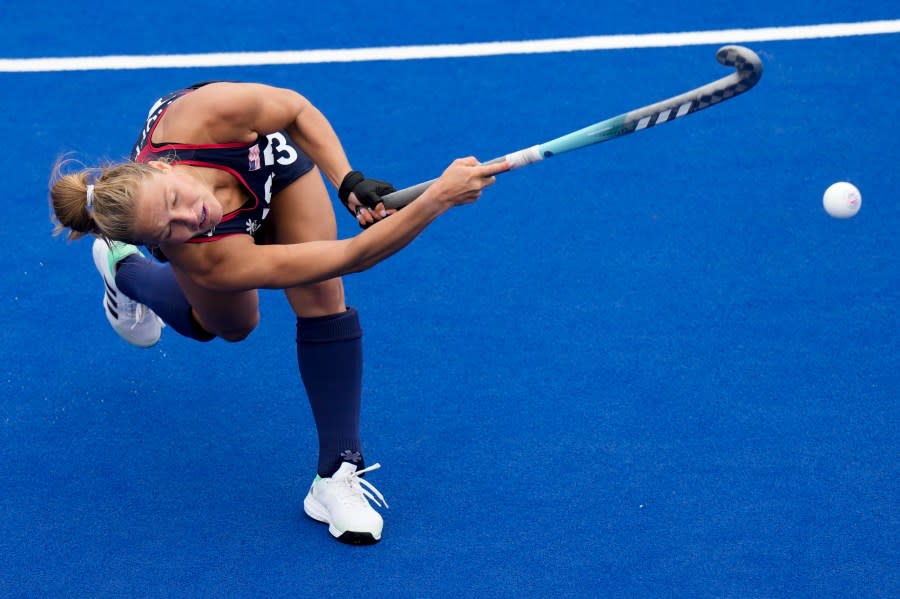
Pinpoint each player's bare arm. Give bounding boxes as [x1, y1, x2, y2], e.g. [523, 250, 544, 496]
[161, 158, 509, 292]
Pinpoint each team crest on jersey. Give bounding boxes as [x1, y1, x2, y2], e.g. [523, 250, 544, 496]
[248, 144, 261, 171]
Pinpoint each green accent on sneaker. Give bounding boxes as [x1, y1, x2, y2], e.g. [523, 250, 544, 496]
[106, 241, 144, 275]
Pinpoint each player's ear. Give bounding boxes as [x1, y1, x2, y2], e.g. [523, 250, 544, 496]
[146, 160, 172, 172]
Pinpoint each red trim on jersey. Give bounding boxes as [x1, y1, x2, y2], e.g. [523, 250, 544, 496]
[135, 88, 255, 161]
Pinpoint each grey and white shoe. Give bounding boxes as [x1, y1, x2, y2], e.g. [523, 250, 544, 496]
[92, 238, 163, 348]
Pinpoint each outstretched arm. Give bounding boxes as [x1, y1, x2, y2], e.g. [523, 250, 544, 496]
[162, 158, 509, 292]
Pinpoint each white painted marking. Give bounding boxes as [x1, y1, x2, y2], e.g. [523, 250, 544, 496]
[636, 116, 652, 130]
[1, 20, 898, 73]
[676, 102, 692, 117]
[656, 109, 672, 123]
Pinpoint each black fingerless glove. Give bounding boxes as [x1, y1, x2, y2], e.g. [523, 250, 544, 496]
[338, 170, 396, 213]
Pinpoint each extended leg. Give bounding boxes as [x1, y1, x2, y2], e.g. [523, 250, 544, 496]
[268, 167, 384, 544]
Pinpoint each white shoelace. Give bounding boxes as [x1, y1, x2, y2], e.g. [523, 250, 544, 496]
[113, 288, 160, 330]
[339, 463, 389, 509]
[131, 303, 146, 328]
[117, 298, 148, 330]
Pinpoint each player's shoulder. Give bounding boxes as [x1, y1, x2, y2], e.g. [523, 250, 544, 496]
[167, 81, 239, 114]
[155, 83, 245, 143]
[176, 81, 281, 109]
[169, 82, 283, 133]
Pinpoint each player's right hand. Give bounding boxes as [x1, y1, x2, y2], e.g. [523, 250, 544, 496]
[432, 157, 510, 206]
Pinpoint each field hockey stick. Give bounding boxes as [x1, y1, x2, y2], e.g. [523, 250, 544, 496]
[381, 44, 762, 209]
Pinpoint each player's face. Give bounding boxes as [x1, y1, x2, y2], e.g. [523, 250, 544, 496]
[132, 165, 223, 245]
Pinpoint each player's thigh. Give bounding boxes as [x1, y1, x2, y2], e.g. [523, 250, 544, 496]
[266, 166, 337, 244]
[172, 267, 260, 341]
[266, 167, 345, 315]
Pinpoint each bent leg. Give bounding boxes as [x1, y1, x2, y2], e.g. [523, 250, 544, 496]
[116, 254, 259, 343]
[115, 255, 214, 341]
[168, 266, 261, 342]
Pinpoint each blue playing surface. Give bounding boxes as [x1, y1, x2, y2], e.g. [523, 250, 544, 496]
[1, 2, 898, 597]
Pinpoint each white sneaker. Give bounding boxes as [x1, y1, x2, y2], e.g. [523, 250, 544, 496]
[92, 238, 163, 348]
[303, 462, 388, 544]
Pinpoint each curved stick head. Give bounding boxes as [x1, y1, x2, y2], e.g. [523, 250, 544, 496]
[716, 45, 763, 88]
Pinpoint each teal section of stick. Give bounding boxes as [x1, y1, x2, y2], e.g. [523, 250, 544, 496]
[538, 113, 627, 156]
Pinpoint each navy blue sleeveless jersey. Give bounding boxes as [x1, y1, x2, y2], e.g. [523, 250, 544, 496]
[131, 83, 315, 243]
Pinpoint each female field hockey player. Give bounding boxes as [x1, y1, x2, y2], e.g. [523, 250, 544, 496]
[49, 81, 509, 545]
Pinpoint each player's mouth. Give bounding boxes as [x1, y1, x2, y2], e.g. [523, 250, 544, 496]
[199, 205, 208, 227]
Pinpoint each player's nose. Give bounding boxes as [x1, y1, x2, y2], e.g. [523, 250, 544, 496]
[175, 205, 200, 228]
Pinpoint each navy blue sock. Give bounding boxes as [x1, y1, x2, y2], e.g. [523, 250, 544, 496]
[115, 255, 215, 342]
[296, 308, 365, 477]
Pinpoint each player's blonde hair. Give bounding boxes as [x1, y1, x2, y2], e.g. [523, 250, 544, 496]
[48, 157, 161, 244]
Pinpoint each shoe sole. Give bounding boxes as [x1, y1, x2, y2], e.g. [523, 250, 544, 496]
[303, 495, 381, 545]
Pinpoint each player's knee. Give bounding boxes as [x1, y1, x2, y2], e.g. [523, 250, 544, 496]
[312, 281, 344, 308]
[216, 311, 260, 342]
[291, 279, 345, 314]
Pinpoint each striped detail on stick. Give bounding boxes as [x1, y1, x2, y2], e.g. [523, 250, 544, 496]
[635, 101, 694, 131]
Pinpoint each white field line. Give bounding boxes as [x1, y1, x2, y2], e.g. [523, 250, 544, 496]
[1, 20, 899, 73]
